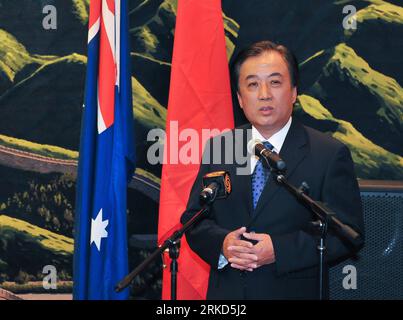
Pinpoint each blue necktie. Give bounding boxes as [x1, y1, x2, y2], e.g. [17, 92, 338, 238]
[251, 141, 274, 210]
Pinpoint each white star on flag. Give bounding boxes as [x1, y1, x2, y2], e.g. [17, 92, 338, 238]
[90, 208, 109, 251]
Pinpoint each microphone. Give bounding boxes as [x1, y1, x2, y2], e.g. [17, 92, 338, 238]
[247, 139, 287, 172]
[200, 171, 231, 204]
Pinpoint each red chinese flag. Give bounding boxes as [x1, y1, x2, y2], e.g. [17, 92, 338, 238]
[158, 0, 234, 300]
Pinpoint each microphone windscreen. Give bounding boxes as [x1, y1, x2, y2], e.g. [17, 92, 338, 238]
[247, 138, 262, 155]
[202, 171, 231, 199]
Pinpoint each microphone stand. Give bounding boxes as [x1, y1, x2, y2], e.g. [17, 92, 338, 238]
[115, 202, 214, 299]
[267, 168, 362, 300]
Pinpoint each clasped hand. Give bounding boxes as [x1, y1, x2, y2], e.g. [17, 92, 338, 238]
[222, 226, 275, 271]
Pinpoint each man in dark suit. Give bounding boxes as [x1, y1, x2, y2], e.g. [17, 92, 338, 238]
[180, 41, 364, 299]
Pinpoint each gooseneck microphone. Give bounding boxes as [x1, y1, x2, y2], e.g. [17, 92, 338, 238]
[200, 171, 231, 204]
[247, 139, 287, 172]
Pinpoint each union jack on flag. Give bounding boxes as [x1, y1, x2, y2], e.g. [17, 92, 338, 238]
[73, 0, 135, 300]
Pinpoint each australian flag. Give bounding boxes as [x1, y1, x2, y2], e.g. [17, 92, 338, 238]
[73, 0, 135, 300]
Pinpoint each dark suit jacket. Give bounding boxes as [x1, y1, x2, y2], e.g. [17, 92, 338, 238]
[180, 119, 365, 300]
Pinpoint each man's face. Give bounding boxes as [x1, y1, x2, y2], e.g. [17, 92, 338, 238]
[237, 51, 297, 138]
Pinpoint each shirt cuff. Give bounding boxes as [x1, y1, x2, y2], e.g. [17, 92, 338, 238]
[218, 253, 229, 269]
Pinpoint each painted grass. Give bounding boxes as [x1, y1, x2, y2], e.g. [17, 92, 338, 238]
[0, 134, 78, 160]
[351, 2, 403, 33]
[223, 11, 240, 61]
[0, 214, 74, 255]
[296, 94, 403, 177]
[135, 167, 161, 185]
[0, 30, 34, 83]
[132, 76, 167, 130]
[1, 281, 73, 294]
[72, 0, 90, 25]
[0, 30, 61, 85]
[330, 43, 402, 127]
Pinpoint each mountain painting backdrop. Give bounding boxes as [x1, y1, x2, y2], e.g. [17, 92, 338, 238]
[0, 0, 402, 297]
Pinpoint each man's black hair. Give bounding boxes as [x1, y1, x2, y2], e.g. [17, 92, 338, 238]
[231, 40, 299, 91]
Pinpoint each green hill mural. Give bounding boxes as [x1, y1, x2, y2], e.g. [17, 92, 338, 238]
[344, 1, 403, 85]
[0, 0, 401, 297]
[295, 94, 403, 179]
[300, 43, 403, 155]
[0, 214, 73, 283]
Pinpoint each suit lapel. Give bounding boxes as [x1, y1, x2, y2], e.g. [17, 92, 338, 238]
[232, 124, 253, 221]
[249, 119, 309, 223]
